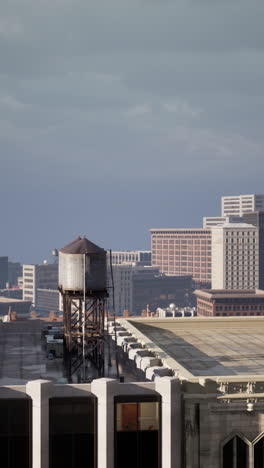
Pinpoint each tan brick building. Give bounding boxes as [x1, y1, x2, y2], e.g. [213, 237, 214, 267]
[150, 228, 211, 284]
[195, 288, 264, 317]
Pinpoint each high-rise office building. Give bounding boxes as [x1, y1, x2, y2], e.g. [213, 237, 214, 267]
[211, 223, 259, 290]
[107, 263, 135, 315]
[221, 194, 264, 217]
[203, 216, 242, 228]
[8, 261, 22, 287]
[133, 271, 193, 314]
[23, 263, 58, 306]
[35, 289, 60, 312]
[108, 262, 193, 316]
[0, 257, 8, 289]
[108, 263, 161, 315]
[150, 229, 211, 285]
[110, 250, 151, 265]
[239, 211, 264, 290]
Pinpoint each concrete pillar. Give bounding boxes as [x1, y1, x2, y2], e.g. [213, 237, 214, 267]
[91, 378, 117, 468]
[185, 403, 200, 468]
[155, 376, 182, 468]
[26, 379, 52, 468]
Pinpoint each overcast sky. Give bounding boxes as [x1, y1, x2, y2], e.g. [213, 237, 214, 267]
[1, 0, 264, 263]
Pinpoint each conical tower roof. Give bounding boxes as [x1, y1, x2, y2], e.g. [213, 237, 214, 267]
[60, 236, 104, 254]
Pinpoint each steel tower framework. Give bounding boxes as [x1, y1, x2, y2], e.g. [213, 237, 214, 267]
[62, 289, 108, 382]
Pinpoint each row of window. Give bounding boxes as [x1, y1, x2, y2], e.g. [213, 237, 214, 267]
[223, 434, 264, 468]
[153, 244, 211, 248]
[226, 271, 257, 275]
[0, 397, 160, 468]
[153, 239, 211, 243]
[217, 298, 264, 304]
[226, 240, 256, 244]
[156, 261, 209, 266]
[225, 231, 256, 236]
[216, 305, 264, 311]
[151, 232, 211, 236]
[215, 312, 263, 316]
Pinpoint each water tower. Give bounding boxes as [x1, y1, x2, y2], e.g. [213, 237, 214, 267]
[58, 236, 108, 382]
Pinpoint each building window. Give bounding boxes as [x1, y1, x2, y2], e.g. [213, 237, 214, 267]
[0, 398, 32, 468]
[49, 397, 96, 468]
[222, 435, 248, 468]
[254, 435, 264, 467]
[115, 396, 160, 468]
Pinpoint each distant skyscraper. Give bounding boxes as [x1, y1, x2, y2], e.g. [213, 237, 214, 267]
[110, 250, 151, 265]
[107, 263, 135, 316]
[8, 261, 22, 287]
[23, 263, 58, 306]
[150, 228, 211, 285]
[239, 211, 264, 290]
[221, 194, 264, 217]
[107, 262, 192, 315]
[203, 216, 242, 228]
[211, 223, 259, 290]
[108, 263, 160, 316]
[0, 257, 8, 289]
[132, 271, 193, 314]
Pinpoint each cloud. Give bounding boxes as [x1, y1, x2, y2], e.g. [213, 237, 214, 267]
[0, 18, 24, 38]
[162, 101, 202, 118]
[126, 104, 152, 116]
[0, 0, 263, 261]
[0, 94, 25, 110]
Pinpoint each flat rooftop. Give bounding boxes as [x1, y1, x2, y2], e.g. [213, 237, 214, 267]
[0, 297, 31, 303]
[0, 321, 141, 385]
[195, 289, 264, 299]
[0, 321, 63, 385]
[150, 228, 210, 232]
[122, 317, 264, 378]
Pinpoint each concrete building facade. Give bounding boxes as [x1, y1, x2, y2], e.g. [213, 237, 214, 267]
[23, 263, 58, 306]
[35, 289, 60, 312]
[150, 229, 211, 284]
[133, 271, 194, 314]
[108, 264, 162, 316]
[107, 263, 135, 316]
[221, 194, 264, 217]
[211, 223, 259, 290]
[0, 288, 22, 299]
[0, 256, 8, 289]
[203, 215, 241, 228]
[0, 296, 31, 317]
[110, 250, 151, 266]
[195, 289, 264, 317]
[8, 261, 22, 287]
[3, 316, 264, 468]
[240, 211, 264, 290]
[108, 263, 193, 316]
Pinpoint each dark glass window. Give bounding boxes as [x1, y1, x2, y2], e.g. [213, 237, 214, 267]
[0, 398, 32, 468]
[254, 437, 264, 467]
[115, 396, 160, 468]
[49, 397, 96, 468]
[223, 436, 248, 468]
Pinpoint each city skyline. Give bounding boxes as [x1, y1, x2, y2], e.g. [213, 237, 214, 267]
[2, 189, 264, 264]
